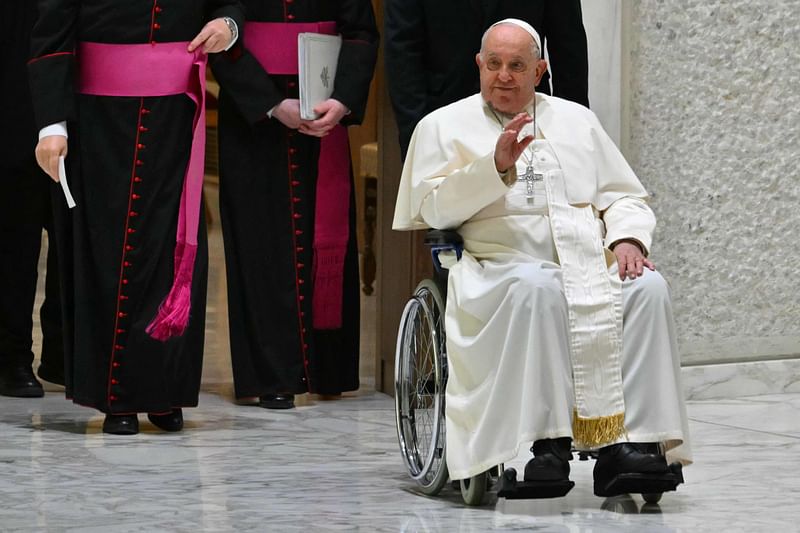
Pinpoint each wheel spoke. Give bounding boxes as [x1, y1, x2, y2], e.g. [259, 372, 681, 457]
[395, 282, 448, 493]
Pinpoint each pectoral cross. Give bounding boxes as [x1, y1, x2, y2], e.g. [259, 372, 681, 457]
[522, 165, 543, 201]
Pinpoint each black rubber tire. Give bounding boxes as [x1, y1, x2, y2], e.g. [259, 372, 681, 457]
[642, 492, 663, 504]
[460, 472, 488, 506]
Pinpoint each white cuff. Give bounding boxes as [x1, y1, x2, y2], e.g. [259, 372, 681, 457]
[223, 17, 239, 52]
[39, 121, 68, 140]
[267, 106, 275, 119]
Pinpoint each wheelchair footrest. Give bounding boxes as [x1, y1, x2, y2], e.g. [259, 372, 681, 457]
[594, 462, 684, 498]
[497, 468, 575, 500]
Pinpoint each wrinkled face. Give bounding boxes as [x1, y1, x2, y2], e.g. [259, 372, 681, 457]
[476, 25, 548, 114]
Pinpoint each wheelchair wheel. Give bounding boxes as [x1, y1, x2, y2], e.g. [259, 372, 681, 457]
[642, 492, 663, 504]
[395, 279, 449, 496]
[460, 471, 488, 506]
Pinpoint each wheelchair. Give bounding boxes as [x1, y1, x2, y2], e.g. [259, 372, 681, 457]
[394, 230, 683, 506]
[393, 229, 513, 505]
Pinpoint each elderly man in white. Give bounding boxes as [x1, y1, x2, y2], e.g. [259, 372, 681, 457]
[393, 19, 691, 498]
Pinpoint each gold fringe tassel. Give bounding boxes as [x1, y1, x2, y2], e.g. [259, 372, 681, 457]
[571, 409, 627, 449]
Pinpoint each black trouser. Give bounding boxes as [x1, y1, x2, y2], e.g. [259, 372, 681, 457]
[0, 157, 63, 375]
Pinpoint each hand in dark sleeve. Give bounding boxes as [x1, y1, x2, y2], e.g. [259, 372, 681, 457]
[206, 0, 244, 29]
[209, 45, 286, 126]
[27, 0, 79, 129]
[207, 0, 288, 126]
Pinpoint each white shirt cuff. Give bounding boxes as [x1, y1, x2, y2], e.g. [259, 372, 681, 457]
[39, 122, 68, 140]
[223, 18, 239, 52]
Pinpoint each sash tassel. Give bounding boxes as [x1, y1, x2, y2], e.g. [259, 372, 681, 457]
[572, 410, 627, 449]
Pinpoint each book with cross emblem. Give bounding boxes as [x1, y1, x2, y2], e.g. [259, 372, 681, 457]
[298, 33, 342, 120]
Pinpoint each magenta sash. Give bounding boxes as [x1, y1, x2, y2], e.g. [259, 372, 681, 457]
[245, 22, 350, 330]
[76, 41, 207, 341]
[244, 21, 336, 74]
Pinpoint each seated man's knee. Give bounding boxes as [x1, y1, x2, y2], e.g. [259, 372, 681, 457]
[629, 269, 671, 304]
[513, 265, 565, 307]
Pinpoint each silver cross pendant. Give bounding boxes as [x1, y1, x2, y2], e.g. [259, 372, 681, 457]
[522, 166, 544, 200]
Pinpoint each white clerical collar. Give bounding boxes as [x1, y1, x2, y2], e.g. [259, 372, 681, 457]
[483, 94, 540, 119]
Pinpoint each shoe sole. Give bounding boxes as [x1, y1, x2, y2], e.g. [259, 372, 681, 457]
[498, 468, 575, 499]
[103, 428, 139, 436]
[148, 422, 183, 432]
[0, 387, 45, 398]
[147, 413, 183, 432]
[594, 463, 684, 497]
[259, 401, 295, 409]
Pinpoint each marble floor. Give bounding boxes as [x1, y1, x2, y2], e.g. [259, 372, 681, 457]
[3, 191, 799, 532]
[2, 390, 799, 532]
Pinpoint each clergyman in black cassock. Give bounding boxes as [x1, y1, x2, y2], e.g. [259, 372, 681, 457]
[210, 0, 378, 408]
[385, 0, 590, 159]
[28, 0, 244, 434]
[0, 0, 63, 398]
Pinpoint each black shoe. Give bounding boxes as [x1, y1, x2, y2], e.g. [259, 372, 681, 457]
[147, 409, 184, 432]
[0, 365, 44, 398]
[103, 414, 139, 435]
[259, 393, 295, 409]
[593, 442, 679, 497]
[524, 437, 573, 482]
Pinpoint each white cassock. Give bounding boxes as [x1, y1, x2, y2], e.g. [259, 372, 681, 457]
[393, 93, 692, 480]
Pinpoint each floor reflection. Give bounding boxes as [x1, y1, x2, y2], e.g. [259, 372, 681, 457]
[3, 188, 798, 531]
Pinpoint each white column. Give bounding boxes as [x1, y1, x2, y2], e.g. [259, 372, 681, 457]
[580, 0, 623, 147]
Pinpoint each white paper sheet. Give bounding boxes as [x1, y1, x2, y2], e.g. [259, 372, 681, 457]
[58, 156, 76, 209]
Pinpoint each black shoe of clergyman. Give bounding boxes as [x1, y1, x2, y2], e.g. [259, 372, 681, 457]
[524, 437, 573, 482]
[259, 393, 295, 409]
[593, 442, 671, 496]
[0, 365, 45, 398]
[148, 409, 184, 432]
[102, 414, 140, 435]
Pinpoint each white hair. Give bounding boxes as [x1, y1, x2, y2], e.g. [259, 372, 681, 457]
[479, 19, 542, 60]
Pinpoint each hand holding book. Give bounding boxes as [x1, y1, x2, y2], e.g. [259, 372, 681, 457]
[298, 33, 342, 120]
[298, 99, 349, 138]
[271, 98, 303, 129]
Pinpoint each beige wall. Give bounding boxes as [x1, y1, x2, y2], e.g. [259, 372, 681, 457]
[623, 0, 800, 367]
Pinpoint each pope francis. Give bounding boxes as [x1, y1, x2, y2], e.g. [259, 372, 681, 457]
[392, 18, 691, 498]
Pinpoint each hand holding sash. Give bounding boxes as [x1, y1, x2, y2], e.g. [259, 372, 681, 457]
[188, 18, 234, 53]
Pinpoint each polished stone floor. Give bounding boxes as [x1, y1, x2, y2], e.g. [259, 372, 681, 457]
[3, 193, 798, 532]
[2, 390, 799, 532]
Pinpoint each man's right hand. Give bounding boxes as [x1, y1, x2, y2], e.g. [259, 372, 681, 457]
[35, 135, 68, 182]
[272, 99, 303, 130]
[494, 112, 534, 174]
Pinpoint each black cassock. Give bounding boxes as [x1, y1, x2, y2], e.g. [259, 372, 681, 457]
[210, 1, 378, 398]
[0, 0, 63, 382]
[28, 0, 243, 414]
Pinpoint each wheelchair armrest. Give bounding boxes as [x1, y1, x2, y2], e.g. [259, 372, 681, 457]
[425, 229, 464, 272]
[424, 229, 464, 247]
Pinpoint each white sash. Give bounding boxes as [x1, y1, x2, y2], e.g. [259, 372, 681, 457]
[544, 167, 627, 448]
